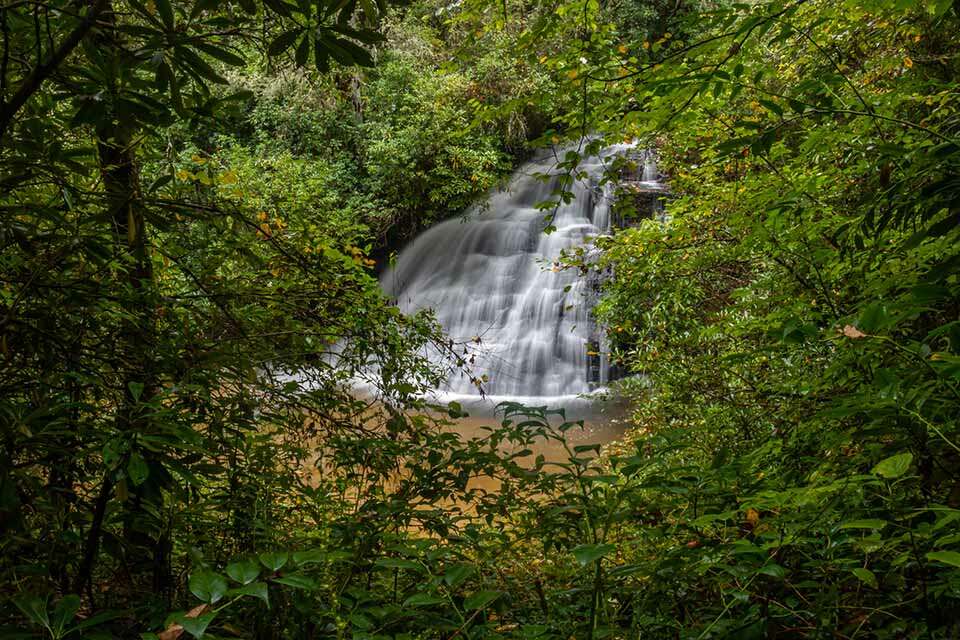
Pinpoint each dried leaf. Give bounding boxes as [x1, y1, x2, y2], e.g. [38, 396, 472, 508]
[842, 325, 867, 339]
[157, 604, 209, 640]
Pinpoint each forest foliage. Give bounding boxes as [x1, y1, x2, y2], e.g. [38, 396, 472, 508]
[1, 0, 960, 638]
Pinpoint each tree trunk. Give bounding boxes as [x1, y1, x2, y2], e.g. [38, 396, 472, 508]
[74, 0, 166, 601]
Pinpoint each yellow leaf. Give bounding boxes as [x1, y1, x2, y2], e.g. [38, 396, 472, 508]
[567, 69, 578, 80]
[904, 56, 913, 68]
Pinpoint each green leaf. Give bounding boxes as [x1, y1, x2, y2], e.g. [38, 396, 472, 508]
[127, 452, 149, 486]
[872, 453, 913, 479]
[155, 0, 175, 29]
[268, 29, 303, 57]
[291, 549, 326, 565]
[858, 302, 891, 332]
[229, 581, 269, 605]
[193, 42, 246, 67]
[571, 543, 615, 566]
[329, 37, 374, 67]
[851, 568, 878, 588]
[148, 174, 172, 194]
[444, 562, 474, 587]
[375, 558, 422, 571]
[758, 99, 783, 117]
[839, 519, 887, 530]
[14, 594, 49, 628]
[128, 381, 144, 402]
[926, 550, 960, 568]
[757, 563, 785, 578]
[402, 593, 445, 607]
[329, 25, 385, 45]
[179, 612, 216, 639]
[189, 571, 228, 604]
[179, 48, 229, 85]
[263, 0, 297, 16]
[259, 551, 288, 571]
[295, 34, 310, 67]
[271, 574, 316, 589]
[70, 609, 126, 632]
[464, 590, 502, 611]
[226, 558, 260, 585]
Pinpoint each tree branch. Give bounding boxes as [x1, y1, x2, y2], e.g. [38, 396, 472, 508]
[0, 0, 109, 142]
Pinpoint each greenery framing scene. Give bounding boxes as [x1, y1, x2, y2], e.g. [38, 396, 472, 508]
[1, 0, 959, 637]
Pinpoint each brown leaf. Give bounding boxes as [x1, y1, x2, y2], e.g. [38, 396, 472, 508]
[157, 604, 209, 640]
[158, 623, 182, 640]
[842, 325, 867, 339]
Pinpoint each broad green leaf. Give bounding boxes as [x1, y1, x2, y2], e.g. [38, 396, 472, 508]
[14, 594, 49, 628]
[229, 582, 269, 605]
[757, 563, 785, 578]
[839, 519, 887, 530]
[189, 571, 228, 604]
[295, 35, 310, 67]
[70, 608, 126, 632]
[51, 594, 80, 633]
[127, 452, 149, 486]
[193, 43, 246, 67]
[464, 590, 502, 611]
[259, 551, 288, 572]
[402, 593, 445, 607]
[226, 559, 260, 585]
[271, 574, 316, 589]
[858, 302, 891, 332]
[926, 550, 960, 568]
[292, 550, 326, 565]
[444, 562, 474, 587]
[268, 29, 303, 57]
[520, 625, 549, 637]
[128, 381, 144, 402]
[179, 612, 216, 639]
[872, 453, 913, 479]
[155, 0, 174, 29]
[375, 558, 422, 571]
[571, 543, 615, 566]
[851, 568, 878, 588]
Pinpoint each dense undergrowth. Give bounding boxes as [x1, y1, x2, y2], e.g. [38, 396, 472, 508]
[2, 0, 960, 638]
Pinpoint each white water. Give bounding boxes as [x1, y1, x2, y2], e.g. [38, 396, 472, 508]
[381, 143, 657, 401]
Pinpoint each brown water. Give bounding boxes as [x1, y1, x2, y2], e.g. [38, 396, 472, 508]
[449, 397, 628, 463]
[299, 393, 630, 495]
[428, 394, 630, 493]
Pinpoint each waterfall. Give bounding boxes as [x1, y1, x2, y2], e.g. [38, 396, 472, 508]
[380, 143, 636, 400]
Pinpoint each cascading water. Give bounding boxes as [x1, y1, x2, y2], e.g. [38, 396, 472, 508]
[381, 143, 646, 400]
